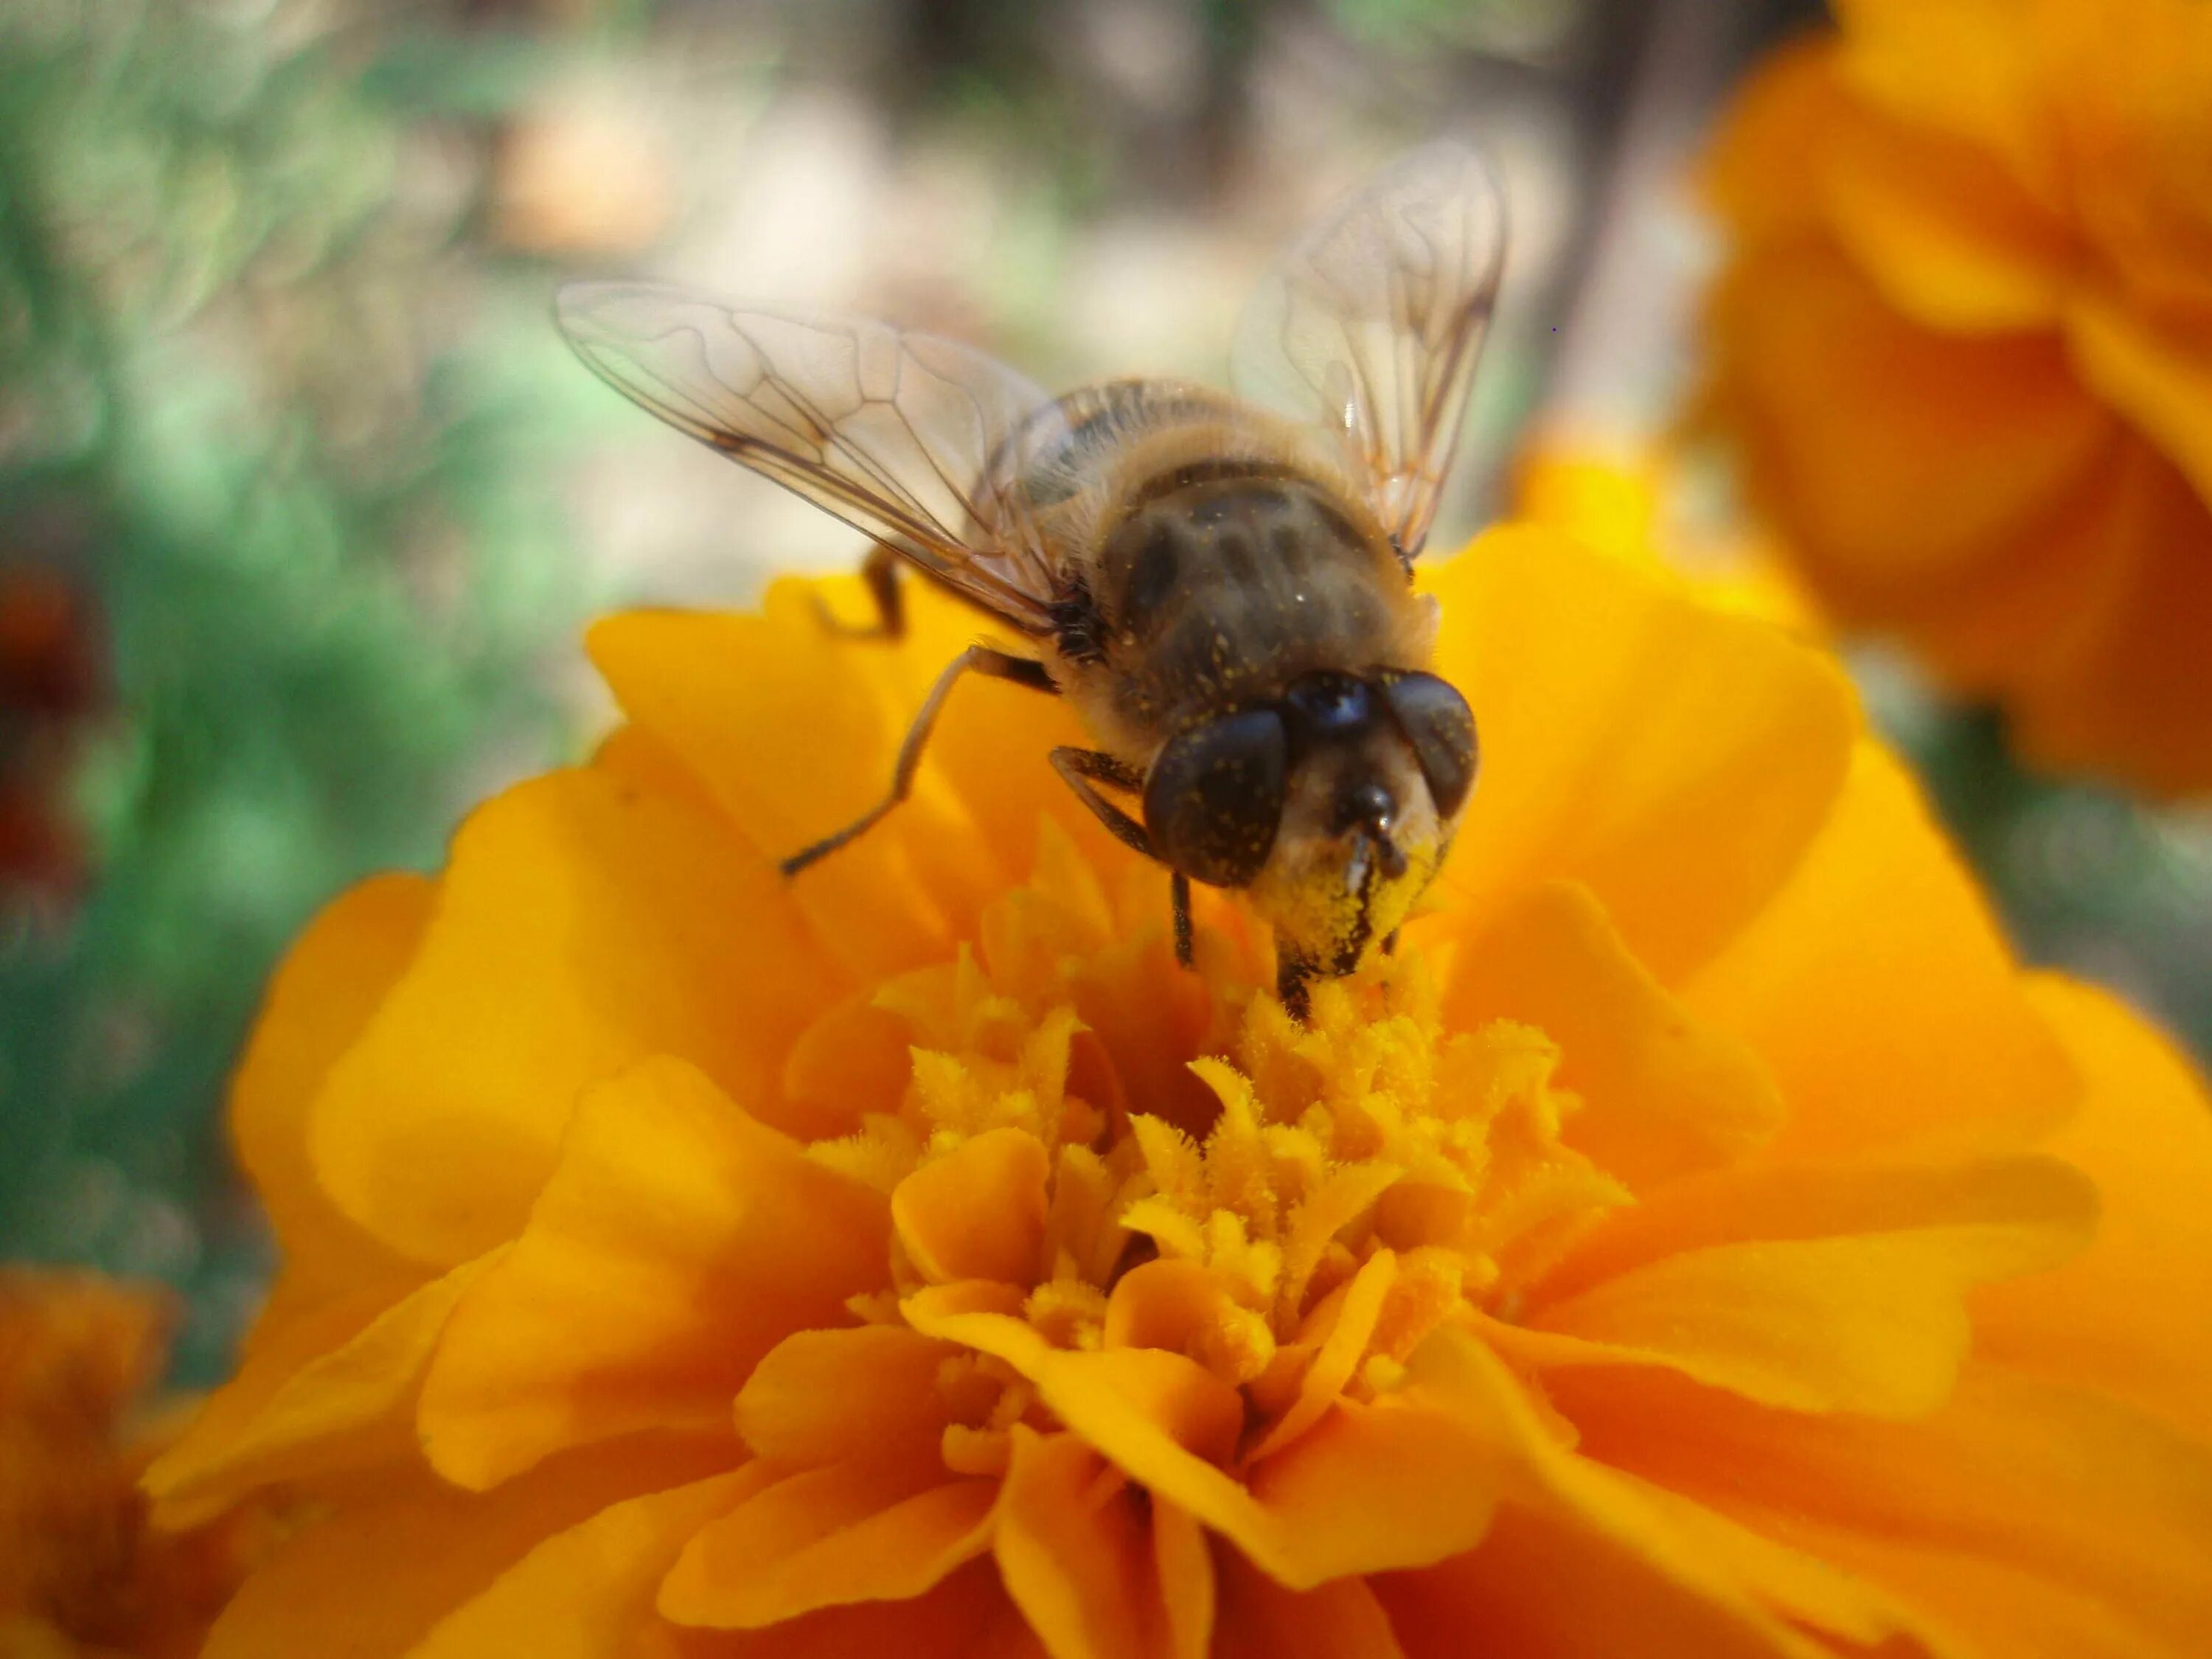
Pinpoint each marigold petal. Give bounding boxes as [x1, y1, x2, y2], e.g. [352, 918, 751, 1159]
[410, 1471, 758, 1658]
[1152, 1497, 1215, 1659]
[1236, 1387, 1506, 1585]
[1830, 0, 2055, 192]
[657, 1459, 998, 1630]
[1557, 1359, 2212, 1658]
[1424, 529, 1855, 983]
[780, 992, 919, 1142]
[901, 1298, 1265, 1558]
[1820, 91, 2070, 333]
[1707, 239, 2113, 593]
[1703, 38, 1849, 246]
[1736, 1517, 2168, 1659]
[902, 1293, 1244, 1459]
[145, 1256, 490, 1526]
[230, 874, 431, 1293]
[635, 1561, 1029, 1659]
[892, 1127, 1052, 1287]
[1686, 742, 2078, 1161]
[1380, 1327, 1907, 1658]
[1504, 1152, 2092, 1416]
[1212, 1549, 1405, 1659]
[1996, 448, 2212, 795]
[1244, 1249, 1395, 1462]
[1618, 1479, 1972, 1658]
[588, 592, 1035, 980]
[310, 759, 846, 1267]
[199, 1436, 728, 1659]
[418, 1057, 890, 1489]
[1101, 1257, 1248, 1357]
[1440, 881, 1784, 1189]
[737, 1324, 961, 1469]
[1039, 1349, 1248, 1472]
[1514, 1204, 2090, 1418]
[995, 1428, 1203, 1659]
[1533, 1154, 2097, 1309]
[1377, 1499, 1827, 1659]
[1975, 976, 2212, 1444]
[907, 1292, 1514, 1587]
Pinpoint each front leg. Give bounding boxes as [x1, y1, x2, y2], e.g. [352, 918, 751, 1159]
[1049, 747, 1195, 970]
[1048, 746, 1152, 858]
[782, 644, 1056, 877]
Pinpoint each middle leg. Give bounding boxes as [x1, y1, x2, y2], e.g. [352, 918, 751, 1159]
[782, 644, 1056, 877]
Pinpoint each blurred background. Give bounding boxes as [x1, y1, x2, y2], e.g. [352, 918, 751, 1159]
[2, 0, 2206, 1383]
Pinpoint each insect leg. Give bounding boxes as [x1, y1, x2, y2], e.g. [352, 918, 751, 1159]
[812, 543, 907, 640]
[1047, 747, 1154, 860]
[782, 644, 1056, 877]
[1276, 950, 1316, 1021]
[1048, 750, 1200, 972]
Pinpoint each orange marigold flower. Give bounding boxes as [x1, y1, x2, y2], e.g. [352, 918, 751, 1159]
[1, 1270, 261, 1656]
[1700, 0, 2212, 793]
[147, 532, 2212, 1657]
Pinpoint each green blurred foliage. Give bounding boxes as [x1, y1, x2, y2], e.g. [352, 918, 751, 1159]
[0, 0, 603, 1378]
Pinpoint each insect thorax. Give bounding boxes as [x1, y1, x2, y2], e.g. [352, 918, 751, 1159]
[1081, 465, 1420, 744]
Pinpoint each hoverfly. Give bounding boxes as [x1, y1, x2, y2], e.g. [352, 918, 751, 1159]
[559, 143, 1503, 1012]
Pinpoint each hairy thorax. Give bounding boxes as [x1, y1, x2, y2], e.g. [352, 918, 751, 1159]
[1025, 391, 1436, 759]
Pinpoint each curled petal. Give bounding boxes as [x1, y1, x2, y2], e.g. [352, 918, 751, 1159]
[589, 591, 1099, 978]
[1975, 978, 2212, 1444]
[411, 1471, 758, 1658]
[419, 1058, 890, 1489]
[1557, 1359, 2212, 1659]
[905, 1291, 1509, 1587]
[1686, 744, 2079, 1161]
[1441, 881, 1784, 1189]
[146, 1256, 490, 1526]
[738, 1324, 961, 1468]
[893, 1127, 1053, 1287]
[230, 874, 431, 1293]
[200, 1437, 728, 1659]
[995, 1428, 1209, 1659]
[659, 1458, 998, 1630]
[1425, 530, 1857, 983]
[1499, 1154, 2096, 1416]
[1213, 1548, 1407, 1659]
[1244, 1249, 1397, 1464]
[310, 757, 846, 1267]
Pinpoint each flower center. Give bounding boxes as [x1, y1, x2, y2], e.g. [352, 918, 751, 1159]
[799, 830, 1629, 1467]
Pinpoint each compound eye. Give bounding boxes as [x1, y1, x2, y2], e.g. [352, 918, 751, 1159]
[1143, 709, 1289, 888]
[1380, 672, 1478, 818]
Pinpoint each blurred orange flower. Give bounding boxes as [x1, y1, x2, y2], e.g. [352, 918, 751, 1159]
[1, 1270, 259, 1657]
[148, 535, 2212, 1656]
[1701, 0, 2212, 793]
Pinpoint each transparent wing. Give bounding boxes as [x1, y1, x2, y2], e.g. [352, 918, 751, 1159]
[1231, 144, 1506, 561]
[558, 282, 1071, 630]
